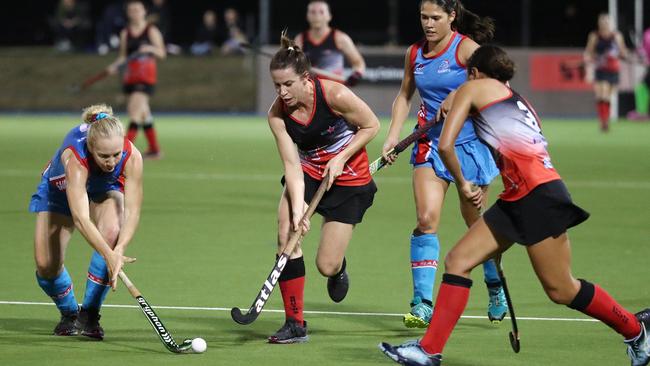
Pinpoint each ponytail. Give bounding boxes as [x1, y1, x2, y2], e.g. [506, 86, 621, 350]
[420, 0, 494, 44]
[270, 29, 311, 75]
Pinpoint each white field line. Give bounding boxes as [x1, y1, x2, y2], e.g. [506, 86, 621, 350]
[0, 300, 598, 323]
[2, 169, 650, 189]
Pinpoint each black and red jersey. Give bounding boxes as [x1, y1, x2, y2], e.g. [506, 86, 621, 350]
[123, 24, 157, 85]
[594, 33, 620, 72]
[302, 29, 344, 76]
[282, 78, 371, 186]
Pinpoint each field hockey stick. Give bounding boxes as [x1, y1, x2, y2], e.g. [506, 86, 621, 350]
[369, 118, 437, 174]
[230, 173, 330, 325]
[118, 270, 198, 353]
[470, 184, 520, 353]
[494, 255, 520, 353]
[239, 42, 348, 84]
[231, 119, 439, 325]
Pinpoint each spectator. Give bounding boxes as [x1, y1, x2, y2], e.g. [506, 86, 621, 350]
[50, 0, 91, 52]
[221, 8, 247, 55]
[147, 0, 171, 40]
[191, 10, 219, 56]
[95, 0, 127, 55]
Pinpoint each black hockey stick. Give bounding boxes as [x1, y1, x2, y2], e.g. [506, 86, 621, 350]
[495, 255, 520, 353]
[231, 119, 438, 325]
[119, 271, 197, 353]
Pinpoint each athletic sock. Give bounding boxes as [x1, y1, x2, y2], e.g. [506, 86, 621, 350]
[410, 230, 440, 304]
[278, 256, 305, 325]
[482, 258, 502, 287]
[126, 121, 139, 142]
[81, 251, 110, 311]
[36, 267, 78, 314]
[143, 118, 160, 153]
[420, 274, 473, 354]
[568, 279, 641, 339]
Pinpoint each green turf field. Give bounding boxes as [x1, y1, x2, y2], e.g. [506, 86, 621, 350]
[0, 115, 648, 365]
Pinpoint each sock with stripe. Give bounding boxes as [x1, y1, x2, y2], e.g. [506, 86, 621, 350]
[126, 121, 139, 142]
[36, 267, 78, 314]
[410, 230, 440, 304]
[143, 117, 160, 153]
[279, 256, 305, 325]
[568, 279, 641, 339]
[81, 251, 110, 311]
[420, 273, 473, 354]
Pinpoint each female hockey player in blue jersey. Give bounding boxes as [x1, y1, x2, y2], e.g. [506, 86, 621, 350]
[30, 104, 141, 340]
[381, 0, 506, 328]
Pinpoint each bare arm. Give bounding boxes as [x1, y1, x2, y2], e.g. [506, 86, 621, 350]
[268, 99, 307, 231]
[335, 31, 366, 74]
[321, 80, 380, 188]
[383, 46, 417, 158]
[614, 31, 629, 60]
[107, 30, 128, 74]
[140, 26, 166, 59]
[63, 149, 132, 289]
[438, 82, 482, 207]
[584, 32, 598, 63]
[113, 144, 143, 254]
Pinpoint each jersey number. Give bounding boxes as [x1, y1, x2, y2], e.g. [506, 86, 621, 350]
[516, 101, 541, 133]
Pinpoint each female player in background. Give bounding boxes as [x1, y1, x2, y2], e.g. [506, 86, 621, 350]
[380, 44, 650, 366]
[107, 0, 166, 158]
[584, 13, 628, 132]
[381, 0, 505, 329]
[30, 104, 141, 340]
[265, 31, 380, 344]
[294, 0, 366, 86]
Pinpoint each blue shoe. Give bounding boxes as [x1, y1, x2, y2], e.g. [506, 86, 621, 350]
[625, 309, 650, 366]
[404, 297, 433, 328]
[378, 340, 442, 366]
[487, 285, 507, 323]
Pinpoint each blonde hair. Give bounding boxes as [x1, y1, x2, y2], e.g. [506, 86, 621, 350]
[80, 104, 123, 150]
[81, 104, 114, 124]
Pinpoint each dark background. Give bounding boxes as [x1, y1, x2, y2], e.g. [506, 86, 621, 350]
[1, 0, 648, 48]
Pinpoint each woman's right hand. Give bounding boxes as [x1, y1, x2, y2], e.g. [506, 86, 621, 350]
[104, 250, 136, 291]
[381, 135, 399, 164]
[291, 202, 310, 234]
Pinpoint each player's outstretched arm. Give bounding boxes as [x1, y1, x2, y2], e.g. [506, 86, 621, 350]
[113, 144, 143, 259]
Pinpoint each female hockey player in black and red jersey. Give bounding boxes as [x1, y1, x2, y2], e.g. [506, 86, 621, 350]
[294, 0, 366, 86]
[265, 31, 380, 344]
[107, 0, 166, 159]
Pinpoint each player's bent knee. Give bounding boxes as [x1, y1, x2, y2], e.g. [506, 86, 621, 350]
[316, 260, 339, 277]
[35, 261, 62, 279]
[544, 287, 574, 305]
[99, 224, 120, 247]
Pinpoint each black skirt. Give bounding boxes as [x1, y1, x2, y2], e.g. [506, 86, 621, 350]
[483, 180, 590, 246]
[282, 172, 377, 225]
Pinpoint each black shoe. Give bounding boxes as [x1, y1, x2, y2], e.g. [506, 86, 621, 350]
[75, 307, 104, 340]
[327, 270, 349, 303]
[53, 311, 78, 336]
[267, 318, 308, 344]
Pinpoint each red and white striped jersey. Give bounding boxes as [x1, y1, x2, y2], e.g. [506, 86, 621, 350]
[473, 88, 561, 201]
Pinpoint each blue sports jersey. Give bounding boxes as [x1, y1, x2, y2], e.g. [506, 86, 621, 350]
[40, 123, 131, 198]
[410, 32, 476, 152]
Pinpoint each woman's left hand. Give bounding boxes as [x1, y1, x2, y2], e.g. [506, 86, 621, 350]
[460, 181, 483, 210]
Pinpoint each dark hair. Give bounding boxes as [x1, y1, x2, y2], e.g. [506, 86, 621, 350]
[269, 30, 311, 75]
[420, 0, 495, 44]
[466, 45, 515, 82]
